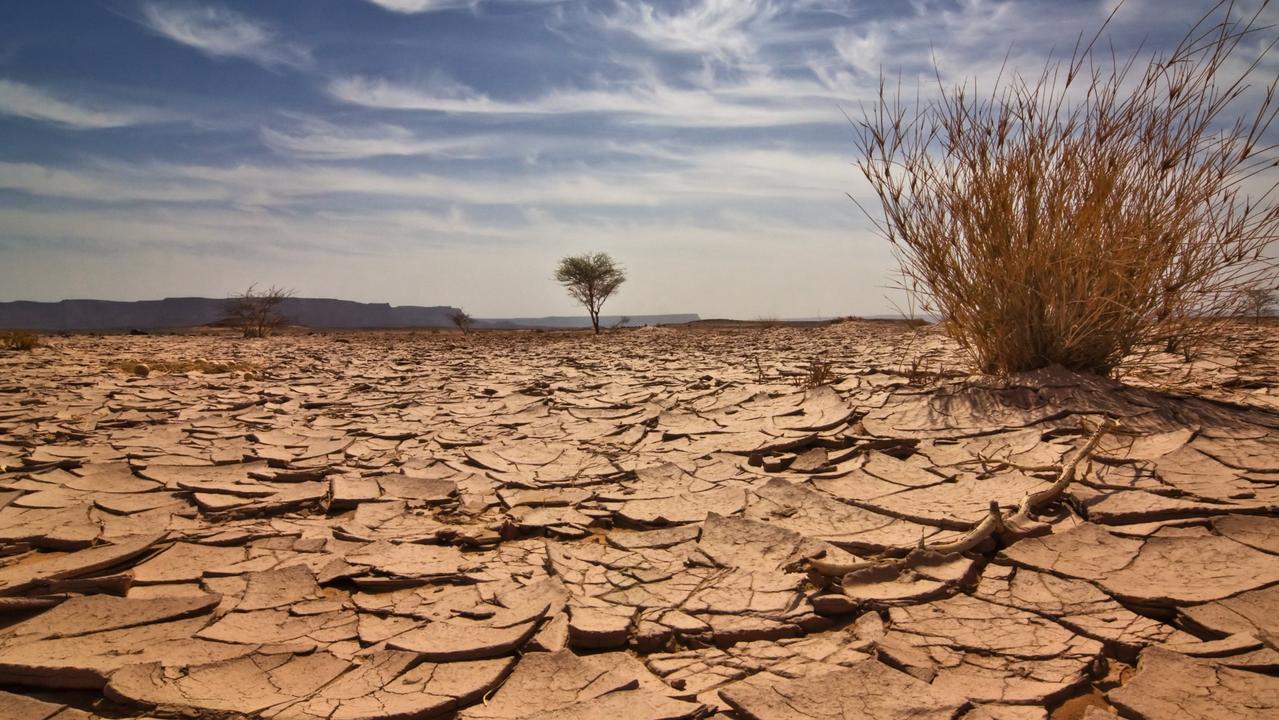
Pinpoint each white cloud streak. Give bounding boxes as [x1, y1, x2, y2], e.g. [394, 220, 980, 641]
[139, 2, 309, 69]
[0, 79, 168, 129]
[597, 0, 781, 59]
[327, 74, 841, 128]
[0, 141, 863, 210]
[259, 118, 500, 160]
[361, 0, 562, 13]
[362, 0, 474, 12]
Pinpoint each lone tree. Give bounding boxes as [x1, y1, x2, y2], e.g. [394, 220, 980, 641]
[448, 308, 473, 334]
[226, 284, 294, 338]
[1243, 287, 1277, 325]
[555, 253, 626, 334]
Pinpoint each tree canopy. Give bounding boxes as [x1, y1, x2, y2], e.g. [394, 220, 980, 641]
[554, 253, 626, 334]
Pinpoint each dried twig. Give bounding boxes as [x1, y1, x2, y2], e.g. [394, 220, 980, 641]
[808, 418, 1119, 579]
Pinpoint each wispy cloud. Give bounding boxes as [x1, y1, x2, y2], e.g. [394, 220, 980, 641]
[327, 73, 839, 127]
[361, 0, 562, 14]
[0, 79, 168, 129]
[259, 117, 499, 160]
[0, 158, 653, 207]
[362, 0, 474, 12]
[0, 161, 233, 203]
[139, 2, 309, 69]
[821, 0, 1118, 91]
[0, 135, 862, 210]
[595, 0, 781, 59]
[0, 204, 494, 256]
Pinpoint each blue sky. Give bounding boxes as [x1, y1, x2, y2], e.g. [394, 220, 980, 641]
[0, 0, 1268, 318]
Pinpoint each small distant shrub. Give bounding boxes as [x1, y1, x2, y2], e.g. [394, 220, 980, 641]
[448, 309, 473, 334]
[0, 331, 39, 351]
[226, 284, 294, 338]
[854, 4, 1279, 375]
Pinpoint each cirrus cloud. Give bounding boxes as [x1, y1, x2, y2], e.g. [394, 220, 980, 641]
[139, 2, 309, 69]
[327, 74, 841, 128]
[0, 79, 170, 129]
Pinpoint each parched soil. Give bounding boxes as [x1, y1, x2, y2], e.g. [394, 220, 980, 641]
[1, 321, 1278, 719]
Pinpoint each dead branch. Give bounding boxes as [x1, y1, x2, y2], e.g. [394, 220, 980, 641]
[807, 418, 1119, 579]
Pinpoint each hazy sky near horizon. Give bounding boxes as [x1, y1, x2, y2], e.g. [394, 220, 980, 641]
[0, 0, 1271, 318]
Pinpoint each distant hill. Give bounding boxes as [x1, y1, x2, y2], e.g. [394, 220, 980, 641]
[0, 297, 460, 331]
[0, 298, 700, 331]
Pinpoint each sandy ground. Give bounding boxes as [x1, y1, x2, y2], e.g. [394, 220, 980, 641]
[1, 320, 1278, 719]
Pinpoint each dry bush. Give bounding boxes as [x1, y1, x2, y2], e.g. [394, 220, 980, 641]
[854, 1, 1279, 375]
[226, 285, 294, 338]
[448, 309, 473, 334]
[0, 331, 40, 351]
[1243, 285, 1277, 322]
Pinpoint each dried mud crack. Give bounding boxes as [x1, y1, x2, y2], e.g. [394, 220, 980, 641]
[0, 322, 1277, 719]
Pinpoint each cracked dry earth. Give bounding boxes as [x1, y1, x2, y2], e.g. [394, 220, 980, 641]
[1, 321, 1278, 720]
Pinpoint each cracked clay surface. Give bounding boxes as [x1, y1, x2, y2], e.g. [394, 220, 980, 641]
[1, 320, 1278, 718]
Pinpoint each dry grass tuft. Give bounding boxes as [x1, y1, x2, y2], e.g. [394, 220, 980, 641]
[0, 331, 40, 351]
[796, 357, 837, 388]
[854, 1, 1279, 375]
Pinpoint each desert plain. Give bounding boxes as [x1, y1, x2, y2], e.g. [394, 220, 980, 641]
[1, 320, 1278, 719]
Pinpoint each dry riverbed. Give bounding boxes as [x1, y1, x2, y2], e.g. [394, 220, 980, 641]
[1, 321, 1278, 719]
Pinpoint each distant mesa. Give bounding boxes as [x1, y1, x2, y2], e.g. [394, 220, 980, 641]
[0, 297, 456, 331]
[0, 297, 699, 331]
